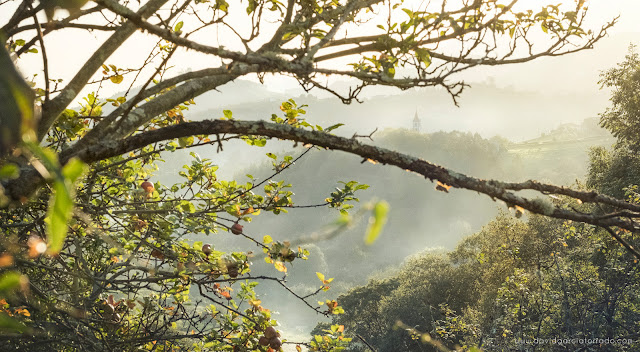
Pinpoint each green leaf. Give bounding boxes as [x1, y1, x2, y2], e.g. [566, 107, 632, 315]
[415, 48, 432, 67]
[174, 21, 184, 32]
[62, 158, 86, 182]
[0, 271, 22, 291]
[165, 141, 178, 151]
[364, 201, 389, 245]
[46, 180, 74, 254]
[27, 143, 60, 173]
[179, 200, 196, 213]
[223, 109, 233, 119]
[324, 123, 344, 133]
[0, 164, 19, 179]
[263, 235, 273, 244]
[0, 312, 27, 332]
[178, 136, 194, 147]
[282, 32, 295, 40]
[541, 22, 548, 33]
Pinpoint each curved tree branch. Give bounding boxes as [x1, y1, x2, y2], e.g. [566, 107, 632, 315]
[6, 120, 639, 252]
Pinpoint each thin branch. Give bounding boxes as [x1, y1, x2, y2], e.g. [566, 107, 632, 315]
[31, 10, 49, 103]
[37, 0, 170, 141]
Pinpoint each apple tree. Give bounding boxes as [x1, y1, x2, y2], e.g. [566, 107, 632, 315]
[0, 0, 635, 351]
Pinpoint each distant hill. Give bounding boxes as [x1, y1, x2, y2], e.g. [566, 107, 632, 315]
[507, 117, 614, 184]
[187, 81, 609, 142]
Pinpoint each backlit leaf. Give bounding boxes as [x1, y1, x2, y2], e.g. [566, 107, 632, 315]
[364, 201, 389, 245]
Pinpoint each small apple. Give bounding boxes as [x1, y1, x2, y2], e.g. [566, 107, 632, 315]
[269, 337, 282, 350]
[230, 223, 243, 235]
[258, 336, 269, 346]
[264, 326, 277, 339]
[227, 263, 239, 278]
[202, 244, 212, 256]
[140, 180, 154, 193]
[150, 249, 165, 260]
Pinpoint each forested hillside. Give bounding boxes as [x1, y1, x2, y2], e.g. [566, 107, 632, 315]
[168, 117, 613, 335]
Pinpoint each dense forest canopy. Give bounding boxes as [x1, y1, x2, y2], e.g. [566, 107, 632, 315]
[1, 0, 639, 351]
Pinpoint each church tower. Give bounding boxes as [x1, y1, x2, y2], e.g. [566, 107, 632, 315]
[412, 109, 421, 132]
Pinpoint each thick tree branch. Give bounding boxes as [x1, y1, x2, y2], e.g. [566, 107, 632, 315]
[37, 0, 169, 140]
[16, 120, 632, 240]
[83, 63, 259, 144]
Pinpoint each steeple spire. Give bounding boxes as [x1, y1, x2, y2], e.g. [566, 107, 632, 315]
[412, 109, 421, 132]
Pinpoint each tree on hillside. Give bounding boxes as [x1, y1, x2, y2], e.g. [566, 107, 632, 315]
[325, 212, 640, 351]
[1, 0, 638, 350]
[320, 46, 640, 352]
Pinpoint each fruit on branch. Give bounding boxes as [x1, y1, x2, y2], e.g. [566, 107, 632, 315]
[103, 302, 115, 314]
[150, 248, 164, 260]
[264, 326, 277, 339]
[227, 263, 239, 278]
[202, 244, 212, 256]
[258, 336, 269, 346]
[269, 337, 282, 350]
[133, 219, 148, 231]
[140, 180, 154, 193]
[230, 223, 243, 235]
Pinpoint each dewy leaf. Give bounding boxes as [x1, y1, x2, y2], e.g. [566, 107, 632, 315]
[364, 201, 389, 245]
[46, 180, 74, 255]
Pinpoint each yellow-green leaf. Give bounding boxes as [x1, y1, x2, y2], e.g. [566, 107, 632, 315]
[364, 201, 389, 245]
[0, 312, 27, 332]
[62, 158, 86, 181]
[46, 180, 74, 254]
[110, 75, 124, 84]
[273, 261, 287, 272]
[0, 271, 22, 291]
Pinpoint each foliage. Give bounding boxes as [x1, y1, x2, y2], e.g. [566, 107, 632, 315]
[324, 212, 640, 351]
[599, 45, 640, 150]
[0, 0, 630, 351]
[0, 97, 376, 350]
